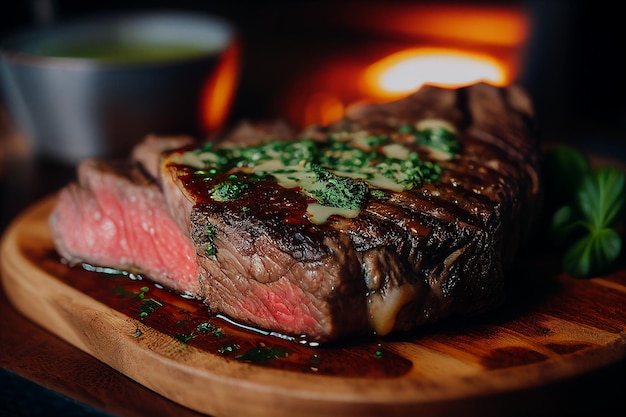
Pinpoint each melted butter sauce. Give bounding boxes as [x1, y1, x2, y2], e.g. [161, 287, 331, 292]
[178, 166, 313, 227]
[32, 246, 412, 377]
[167, 123, 456, 224]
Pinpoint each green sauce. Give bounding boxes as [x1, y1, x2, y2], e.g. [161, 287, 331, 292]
[35, 41, 215, 63]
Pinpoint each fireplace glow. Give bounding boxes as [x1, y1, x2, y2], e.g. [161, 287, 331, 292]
[279, 3, 530, 128]
[305, 92, 345, 128]
[362, 48, 509, 100]
[200, 42, 239, 134]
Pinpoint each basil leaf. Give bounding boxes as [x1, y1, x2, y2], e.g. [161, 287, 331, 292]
[563, 229, 622, 278]
[577, 166, 626, 229]
[592, 228, 622, 269]
[563, 235, 593, 278]
[550, 205, 585, 245]
[544, 145, 624, 278]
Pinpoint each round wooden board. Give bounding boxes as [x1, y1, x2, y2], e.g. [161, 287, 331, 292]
[2, 195, 626, 417]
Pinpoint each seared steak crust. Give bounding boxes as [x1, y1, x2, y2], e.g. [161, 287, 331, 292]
[50, 83, 541, 342]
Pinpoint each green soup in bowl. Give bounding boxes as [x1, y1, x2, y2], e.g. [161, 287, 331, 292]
[34, 41, 220, 63]
[0, 11, 239, 164]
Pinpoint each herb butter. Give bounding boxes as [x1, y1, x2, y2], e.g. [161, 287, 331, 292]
[174, 123, 458, 223]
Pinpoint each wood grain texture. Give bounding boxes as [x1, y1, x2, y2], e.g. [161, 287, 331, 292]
[2, 195, 626, 417]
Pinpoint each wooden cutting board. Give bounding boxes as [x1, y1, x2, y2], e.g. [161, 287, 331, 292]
[2, 195, 626, 417]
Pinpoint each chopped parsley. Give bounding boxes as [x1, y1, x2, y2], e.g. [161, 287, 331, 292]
[399, 119, 460, 159]
[211, 177, 253, 201]
[138, 298, 163, 318]
[235, 344, 289, 364]
[179, 123, 455, 222]
[173, 333, 196, 343]
[204, 222, 217, 258]
[303, 164, 368, 210]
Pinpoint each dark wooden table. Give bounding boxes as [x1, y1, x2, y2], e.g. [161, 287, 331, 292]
[1, 110, 625, 417]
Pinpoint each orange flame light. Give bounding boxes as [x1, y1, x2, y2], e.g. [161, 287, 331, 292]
[361, 47, 509, 101]
[304, 92, 345, 128]
[286, 4, 530, 127]
[200, 41, 240, 134]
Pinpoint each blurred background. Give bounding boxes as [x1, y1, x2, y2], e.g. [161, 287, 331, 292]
[1, 0, 625, 146]
[3, 0, 625, 230]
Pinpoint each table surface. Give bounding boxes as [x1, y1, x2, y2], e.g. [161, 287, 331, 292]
[1, 111, 625, 417]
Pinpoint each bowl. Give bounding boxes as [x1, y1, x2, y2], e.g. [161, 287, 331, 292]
[0, 11, 239, 164]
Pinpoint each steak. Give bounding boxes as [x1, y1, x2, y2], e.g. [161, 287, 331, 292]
[50, 157, 200, 295]
[49, 83, 542, 342]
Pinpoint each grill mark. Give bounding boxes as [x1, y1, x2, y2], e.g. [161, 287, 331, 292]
[160, 83, 540, 341]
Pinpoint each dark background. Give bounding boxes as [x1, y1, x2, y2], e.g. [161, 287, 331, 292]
[1, 0, 625, 153]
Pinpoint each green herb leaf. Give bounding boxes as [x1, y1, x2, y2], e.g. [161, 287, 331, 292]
[305, 163, 368, 210]
[563, 229, 622, 278]
[235, 345, 289, 364]
[544, 146, 625, 278]
[577, 166, 626, 228]
[138, 298, 162, 318]
[174, 333, 196, 343]
[415, 126, 460, 157]
[212, 178, 253, 201]
[550, 206, 584, 245]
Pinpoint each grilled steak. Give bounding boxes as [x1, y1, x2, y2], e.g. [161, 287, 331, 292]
[50, 157, 200, 295]
[49, 82, 541, 342]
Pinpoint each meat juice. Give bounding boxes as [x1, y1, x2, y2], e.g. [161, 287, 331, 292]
[28, 245, 412, 377]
